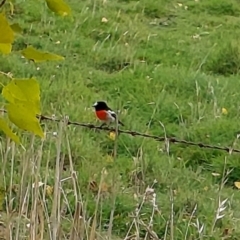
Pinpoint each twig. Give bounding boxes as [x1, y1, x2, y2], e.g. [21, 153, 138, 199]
[0, 0, 6, 8]
[0, 71, 13, 78]
[50, 120, 64, 239]
[169, 188, 174, 240]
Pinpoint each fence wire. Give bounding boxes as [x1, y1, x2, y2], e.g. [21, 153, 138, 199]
[37, 114, 240, 154]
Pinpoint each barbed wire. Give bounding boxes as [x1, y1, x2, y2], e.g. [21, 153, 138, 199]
[37, 114, 240, 154]
[0, 108, 239, 154]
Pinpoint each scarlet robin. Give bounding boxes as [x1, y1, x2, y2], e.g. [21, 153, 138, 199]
[92, 101, 124, 127]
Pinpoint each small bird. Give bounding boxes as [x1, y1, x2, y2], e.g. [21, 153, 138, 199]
[92, 101, 124, 127]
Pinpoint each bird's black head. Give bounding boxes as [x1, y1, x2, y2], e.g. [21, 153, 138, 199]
[92, 101, 109, 111]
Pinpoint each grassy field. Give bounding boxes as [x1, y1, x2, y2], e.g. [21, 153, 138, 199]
[1, 0, 240, 239]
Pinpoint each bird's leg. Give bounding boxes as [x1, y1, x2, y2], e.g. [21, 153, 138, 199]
[94, 122, 106, 132]
[99, 122, 106, 128]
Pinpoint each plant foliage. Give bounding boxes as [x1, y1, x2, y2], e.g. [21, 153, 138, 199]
[0, 0, 71, 143]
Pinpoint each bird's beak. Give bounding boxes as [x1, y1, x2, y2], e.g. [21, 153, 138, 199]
[92, 102, 97, 107]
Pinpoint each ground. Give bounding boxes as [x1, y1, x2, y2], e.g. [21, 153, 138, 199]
[1, 0, 240, 239]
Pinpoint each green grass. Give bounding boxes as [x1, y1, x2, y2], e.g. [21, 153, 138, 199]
[1, 0, 240, 239]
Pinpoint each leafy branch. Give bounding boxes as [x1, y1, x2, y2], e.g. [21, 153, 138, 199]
[0, 0, 71, 144]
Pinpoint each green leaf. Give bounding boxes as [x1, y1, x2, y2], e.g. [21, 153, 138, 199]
[0, 118, 20, 144]
[2, 78, 41, 115]
[6, 103, 44, 138]
[0, 43, 12, 54]
[0, 13, 14, 54]
[45, 0, 71, 16]
[21, 46, 64, 63]
[10, 23, 22, 34]
[0, 13, 14, 43]
[2, 79, 44, 138]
